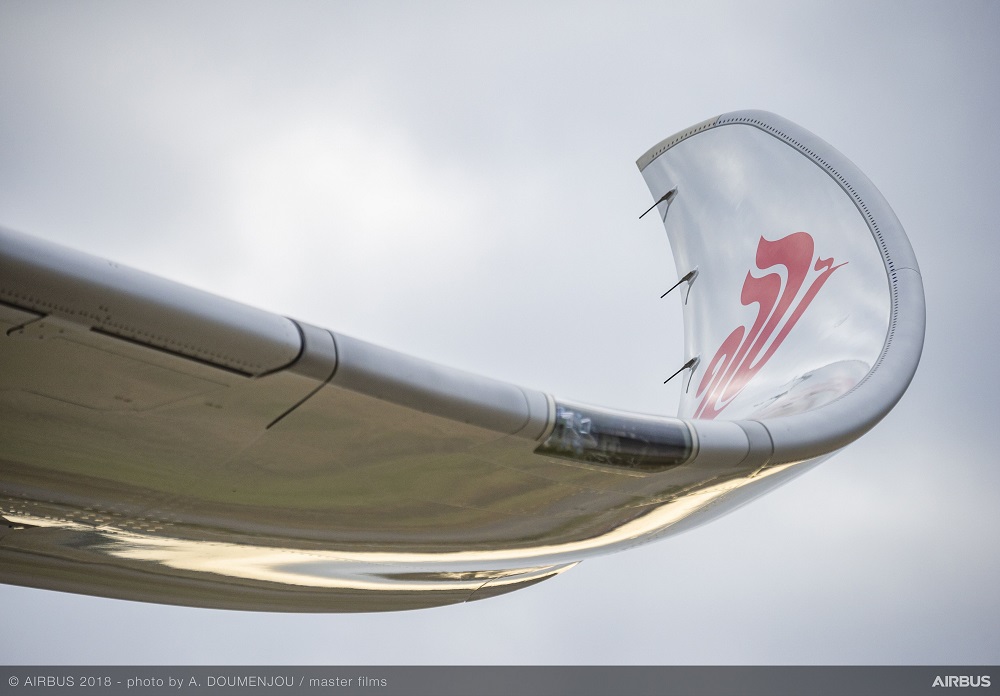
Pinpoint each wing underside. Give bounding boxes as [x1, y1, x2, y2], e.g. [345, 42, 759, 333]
[0, 110, 923, 611]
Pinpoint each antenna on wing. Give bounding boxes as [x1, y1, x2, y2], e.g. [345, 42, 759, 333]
[661, 269, 698, 299]
[664, 356, 699, 392]
[639, 187, 677, 221]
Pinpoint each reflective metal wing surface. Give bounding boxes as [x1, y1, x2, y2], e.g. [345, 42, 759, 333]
[0, 111, 923, 611]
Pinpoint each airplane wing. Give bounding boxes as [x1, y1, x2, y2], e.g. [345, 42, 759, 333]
[0, 110, 924, 612]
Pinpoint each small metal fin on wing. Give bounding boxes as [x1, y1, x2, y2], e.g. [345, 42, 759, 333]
[660, 269, 698, 300]
[663, 356, 699, 390]
[639, 187, 677, 221]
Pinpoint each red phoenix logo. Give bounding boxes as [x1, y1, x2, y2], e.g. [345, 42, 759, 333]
[693, 232, 846, 420]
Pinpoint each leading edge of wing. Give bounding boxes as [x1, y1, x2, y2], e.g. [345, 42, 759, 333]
[0, 226, 553, 441]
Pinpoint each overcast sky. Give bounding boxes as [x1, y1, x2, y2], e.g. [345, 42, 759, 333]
[1, 0, 998, 665]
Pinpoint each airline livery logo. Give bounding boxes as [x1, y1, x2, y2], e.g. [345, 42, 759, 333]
[694, 231, 846, 420]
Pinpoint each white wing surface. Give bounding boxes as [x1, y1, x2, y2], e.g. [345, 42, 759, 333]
[0, 111, 924, 611]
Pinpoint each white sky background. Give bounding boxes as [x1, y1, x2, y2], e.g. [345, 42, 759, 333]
[1, 0, 998, 664]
